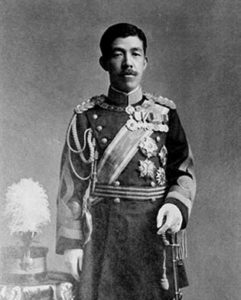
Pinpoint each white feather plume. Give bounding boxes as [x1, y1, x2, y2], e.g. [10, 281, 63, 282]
[4, 178, 51, 235]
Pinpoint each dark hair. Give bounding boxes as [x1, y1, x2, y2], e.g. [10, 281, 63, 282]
[100, 23, 147, 58]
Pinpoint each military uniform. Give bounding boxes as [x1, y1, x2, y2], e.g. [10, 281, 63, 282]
[56, 86, 196, 300]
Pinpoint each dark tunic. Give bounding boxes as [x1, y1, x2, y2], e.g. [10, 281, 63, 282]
[56, 90, 195, 300]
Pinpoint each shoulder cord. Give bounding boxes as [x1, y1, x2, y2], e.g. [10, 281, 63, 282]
[67, 114, 96, 181]
[66, 115, 86, 152]
[68, 139, 95, 181]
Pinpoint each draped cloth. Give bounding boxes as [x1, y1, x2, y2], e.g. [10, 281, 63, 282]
[0, 272, 77, 300]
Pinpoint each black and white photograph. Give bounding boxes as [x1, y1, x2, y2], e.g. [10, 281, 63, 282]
[0, 1, 240, 300]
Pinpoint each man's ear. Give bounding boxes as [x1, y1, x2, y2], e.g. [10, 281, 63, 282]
[143, 56, 148, 70]
[99, 56, 108, 71]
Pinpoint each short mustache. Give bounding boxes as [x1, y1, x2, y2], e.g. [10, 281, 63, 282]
[120, 70, 138, 76]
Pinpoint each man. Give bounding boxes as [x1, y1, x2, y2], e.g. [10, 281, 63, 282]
[56, 23, 196, 300]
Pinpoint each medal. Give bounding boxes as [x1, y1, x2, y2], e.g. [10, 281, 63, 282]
[125, 105, 135, 115]
[125, 103, 169, 132]
[159, 146, 168, 166]
[134, 110, 142, 121]
[126, 117, 138, 131]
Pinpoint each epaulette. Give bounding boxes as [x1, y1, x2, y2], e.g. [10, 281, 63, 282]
[144, 93, 176, 110]
[74, 96, 103, 114]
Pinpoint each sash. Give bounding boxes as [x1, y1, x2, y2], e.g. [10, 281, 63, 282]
[97, 126, 152, 184]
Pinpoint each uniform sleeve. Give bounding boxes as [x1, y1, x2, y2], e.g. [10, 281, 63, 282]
[56, 112, 91, 254]
[165, 109, 196, 229]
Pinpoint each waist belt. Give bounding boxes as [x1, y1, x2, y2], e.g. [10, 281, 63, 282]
[92, 183, 167, 200]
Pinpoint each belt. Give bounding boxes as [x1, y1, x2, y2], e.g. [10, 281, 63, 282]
[92, 183, 167, 200]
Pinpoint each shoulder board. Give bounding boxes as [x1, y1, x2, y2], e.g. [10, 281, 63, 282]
[144, 93, 176, 110]
[74, 95, 104, 114]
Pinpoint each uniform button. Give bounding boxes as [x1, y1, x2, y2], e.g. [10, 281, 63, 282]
[93, 114, 98, 120]
[114, 197, 121, 204]
[151, 181, 156, 187]
[101, 137, 108, 144]
[96, 125, 103, 132]
[156, 136, 161, 142]
[151, 198, 156, 203]
[114, 181, 120, 187]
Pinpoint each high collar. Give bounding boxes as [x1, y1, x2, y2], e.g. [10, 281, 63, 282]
[107, 86, 143, 106]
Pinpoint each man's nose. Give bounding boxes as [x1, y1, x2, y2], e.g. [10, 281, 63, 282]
[122, 53, 133, 68]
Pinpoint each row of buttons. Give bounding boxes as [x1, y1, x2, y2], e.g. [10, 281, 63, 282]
[92, 113, 108, 145]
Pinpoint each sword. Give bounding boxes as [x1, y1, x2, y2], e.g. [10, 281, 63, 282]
[161, 233, 183, 300]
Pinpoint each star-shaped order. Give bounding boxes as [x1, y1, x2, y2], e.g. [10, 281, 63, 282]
[156, 167, 166, 186]
[139, 137, 158, 158]
[139, 159, 156, 179]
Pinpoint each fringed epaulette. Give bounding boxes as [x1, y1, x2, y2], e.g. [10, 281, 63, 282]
[74, 95, 104, 114]
[144, 93, 176, 110]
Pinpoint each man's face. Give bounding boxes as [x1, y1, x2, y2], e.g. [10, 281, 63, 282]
[101, 36, 148, 93]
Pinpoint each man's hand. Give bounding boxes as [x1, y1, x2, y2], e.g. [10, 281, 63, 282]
[156, 203, 183, 235]
[64, 249, 83, 281]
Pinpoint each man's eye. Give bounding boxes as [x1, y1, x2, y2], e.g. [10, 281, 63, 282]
[133, 52, 141, 56]
[112, 52, 122, 57]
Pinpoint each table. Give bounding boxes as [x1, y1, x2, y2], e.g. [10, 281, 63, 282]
[0, 271, 77, 300]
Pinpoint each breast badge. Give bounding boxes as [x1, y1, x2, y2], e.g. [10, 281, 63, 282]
[156, 167, 166, 186]
[139, 159, 156, 179]
[139, 137, 158, 158]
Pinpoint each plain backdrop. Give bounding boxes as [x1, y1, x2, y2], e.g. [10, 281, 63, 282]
[0, 1, 241, 299]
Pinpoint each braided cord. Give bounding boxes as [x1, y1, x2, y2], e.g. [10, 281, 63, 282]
[66, 114, 97, 180]
[67, 113, 96, 164]
[67, 114, 89, 153]
[68, 148, 91, 181]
